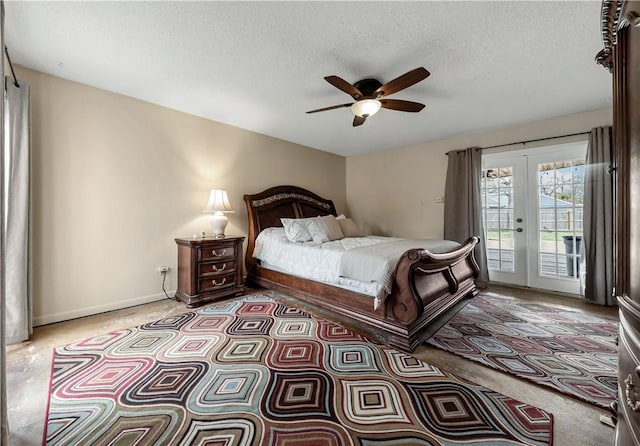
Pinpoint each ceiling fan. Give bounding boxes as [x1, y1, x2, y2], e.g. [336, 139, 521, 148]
[306, 67, 430, 127]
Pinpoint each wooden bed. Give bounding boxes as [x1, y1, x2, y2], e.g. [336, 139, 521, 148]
[243, 185, 480, 352]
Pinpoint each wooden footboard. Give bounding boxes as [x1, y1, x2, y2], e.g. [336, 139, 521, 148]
[244, 185, 480, 352]
[386, 236, 480, 350]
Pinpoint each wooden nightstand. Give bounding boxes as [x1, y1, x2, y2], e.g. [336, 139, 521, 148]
[175, 236, 245, 307]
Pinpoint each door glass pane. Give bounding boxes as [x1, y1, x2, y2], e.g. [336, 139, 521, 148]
[500, 209, 513, 229]
[537, 159, 584, 279]
[482, 167, 515, 272]
[499, 229, 514, 270]
[539, 208, 556, 231]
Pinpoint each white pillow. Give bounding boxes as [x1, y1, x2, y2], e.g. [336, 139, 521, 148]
[337, 217, 363, 237]
[280, 217, 313, 242]
[307, 215, 344, 242]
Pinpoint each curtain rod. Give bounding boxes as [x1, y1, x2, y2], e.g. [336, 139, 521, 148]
[480, 131, 590, 150]
[4, 46, 19, 88]
[446, 131, 590, 155]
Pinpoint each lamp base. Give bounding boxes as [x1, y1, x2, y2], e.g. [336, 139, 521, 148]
[209, 213, 228, 239]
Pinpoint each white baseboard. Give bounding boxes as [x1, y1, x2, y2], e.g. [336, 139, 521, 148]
[33, 291, 176, 327]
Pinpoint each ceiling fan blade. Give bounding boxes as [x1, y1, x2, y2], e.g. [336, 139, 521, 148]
[374, 67, 430, 97]
[353, 115, 367, 127]
[306, 103, 353, 114]
[380, 99, 425, 112]
[325, 75, 363, 100]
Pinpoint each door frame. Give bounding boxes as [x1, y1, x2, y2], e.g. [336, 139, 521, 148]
[525, 143, 587, 294]
[482, 141, 587, 294]
[481, 154, 528, 286]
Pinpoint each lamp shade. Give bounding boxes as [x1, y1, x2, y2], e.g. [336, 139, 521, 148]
[351, 99, 382, 118]
[203, 189, 233, 238]
[203, 189, 234, 214]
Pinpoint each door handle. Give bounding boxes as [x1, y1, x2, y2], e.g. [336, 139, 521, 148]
[516, 218, 523, 223]
[212, 278, 226, 287]
[516, 228, 523, 232]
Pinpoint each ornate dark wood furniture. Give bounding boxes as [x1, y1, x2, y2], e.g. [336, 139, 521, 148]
[243, 185, 480, 352]
[598, 1, 640, 444]
[175, 236, 245, 307]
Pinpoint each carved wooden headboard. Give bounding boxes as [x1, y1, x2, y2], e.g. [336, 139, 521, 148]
[243, 185, 337, 273]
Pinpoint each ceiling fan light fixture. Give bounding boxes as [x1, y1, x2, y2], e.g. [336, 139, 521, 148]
[351, 99, 381, 118]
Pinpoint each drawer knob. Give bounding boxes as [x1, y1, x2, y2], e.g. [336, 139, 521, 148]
[624, 367, 640, 412]
[212, 278, 226, 286]
[212, 264, 226, 272]
[212, 249, 226, 257]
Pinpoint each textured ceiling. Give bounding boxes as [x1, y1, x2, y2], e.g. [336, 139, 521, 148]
[4, 1, 611, 157]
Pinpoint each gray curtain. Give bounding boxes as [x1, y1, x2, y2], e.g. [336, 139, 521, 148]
[583, 126, 615, 306]
[1, 2, 9, 442]
[2, 79, 31, 343]
[444, 147, 489, 285]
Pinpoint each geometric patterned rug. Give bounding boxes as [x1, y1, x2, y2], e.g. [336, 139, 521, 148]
[427, 292, 618, 409]
[45, 293, 553, 445]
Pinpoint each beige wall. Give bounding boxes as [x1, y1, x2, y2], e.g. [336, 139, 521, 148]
[346, 107, 612, 239]
[20, 66, 346, 325]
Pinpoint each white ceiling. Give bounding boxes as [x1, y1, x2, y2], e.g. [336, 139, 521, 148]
[4, 1, 611, 157]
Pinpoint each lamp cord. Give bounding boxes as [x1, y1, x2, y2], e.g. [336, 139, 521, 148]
[161, 272, 174, 300]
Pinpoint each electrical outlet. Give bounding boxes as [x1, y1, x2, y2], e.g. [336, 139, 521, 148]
[158, 266, 169, 274]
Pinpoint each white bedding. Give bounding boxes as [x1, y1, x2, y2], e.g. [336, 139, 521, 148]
[339, 238, 460, 293]
[253, 227, 460, 305]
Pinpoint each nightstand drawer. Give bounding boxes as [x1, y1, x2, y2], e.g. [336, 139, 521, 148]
[198, 260, 236, 277]
[198, 245, 236, 262]
[198, 272, 236, 293]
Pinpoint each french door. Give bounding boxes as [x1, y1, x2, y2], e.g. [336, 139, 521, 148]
[481, 142, 587, 294]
